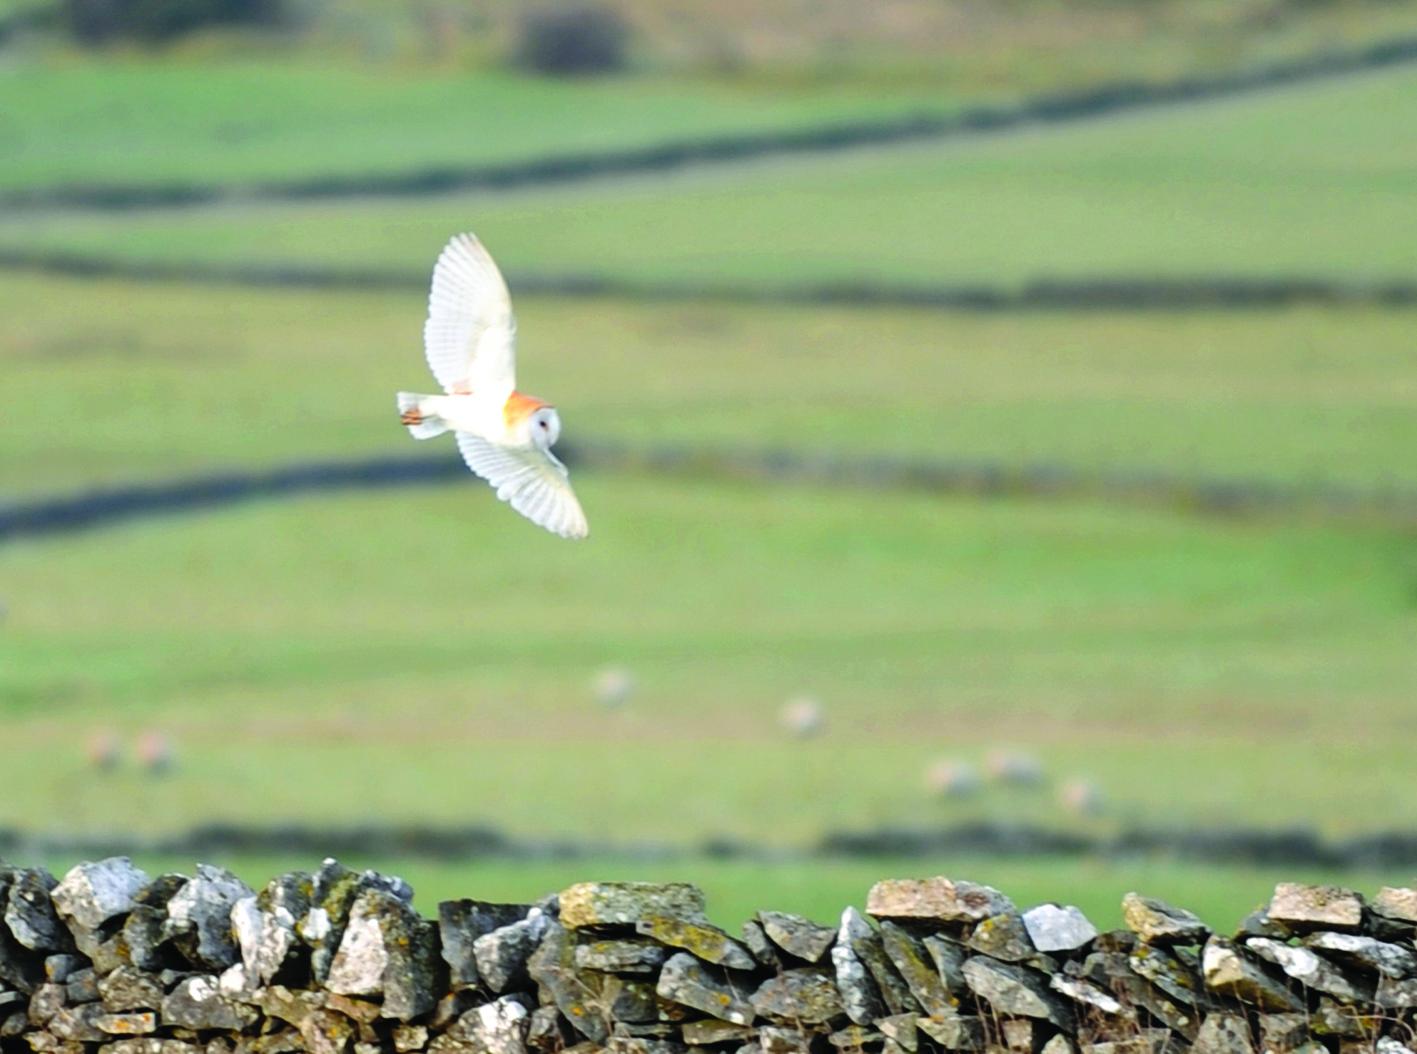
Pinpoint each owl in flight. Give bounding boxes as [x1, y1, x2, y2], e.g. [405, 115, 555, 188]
[397, 233, 588, 539]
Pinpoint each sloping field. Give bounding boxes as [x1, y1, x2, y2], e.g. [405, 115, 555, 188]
[6, 66, 1416, 284]
[5, 275, 1416, 495]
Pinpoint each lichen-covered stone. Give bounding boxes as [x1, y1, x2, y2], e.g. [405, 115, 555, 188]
[740, 921, 781, 970]
[830, 909, 883, 1025]
[1304, 932, 1417, 979]
[559, 884, 706, 930]
[1246, 937, 1372, 1002]
[1372, 887, 1417, 925]
[655, 953, 752, 1025]
[97, 1012, 158, 1035]
[636, 916, 755, 971]
[757, 913, 835, 965]
[1257, 1014, 1308, 1053]
[325, 889, 438, 1021]
[1309, 996, 1368, 1038]
[438, 901, 529, 990]
[105, 1041, 204, 1054]
[52, 859, 150, 936]
[301, 861, 411, 987]
[878, 922, 952, 1016]
[961, 958, 1072, 1029]
[1232, 909, 1290, 942]
[99, 967, 164, 1012]
[163, 866, 252, 972]
[44, 956, 83, 984]
[453, 995, 531, 1054]
[28, 983, 66, 1027]
[160, 976, 257, 1031]
[1048, 974, 1127, 1017]
[968, 913, 1035, 963]
[1040, 1035, 1077, 1054]
[749, 968, 842, 1024]
[827, 1024, 880, 1049]
[6, 870, 67, 953]
[1120, 894, 1208, 947]
[575, 939, 667, 975]
[1023, 905, 1097, 954]
[1191, 1014, 1254, 1054]
[1127, 945, 1205, 1006]
[1266, 884, 1364, 933]
[841, 908, 917, 1015]
[49, 1004, 107, 1043]
[866, 879, 1013, 924]
[1201, 938, 1302, 1012]
[1375, 975, 1417, 1008]
[682, 1020, 757, 1046]
[756, 1026, 812, 1054]
[233, 872, 312, 989]
[601, 977, 657, 1023]
[297, 1008, 354, 1054]
[474, 910, 548, 993]
[64, 968, 98, 1004]
[920, 934, 969, 995]
[526, 921, 607, 1043]
[1000, 1018, 1037, 1054]
[915, 1012, 983, 1052]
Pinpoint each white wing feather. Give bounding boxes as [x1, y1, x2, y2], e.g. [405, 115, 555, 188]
[423, 233, 516, 398]
[455, 432, 589, 540]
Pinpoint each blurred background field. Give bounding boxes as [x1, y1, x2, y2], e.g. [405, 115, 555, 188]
[3, 0, 1417, 929]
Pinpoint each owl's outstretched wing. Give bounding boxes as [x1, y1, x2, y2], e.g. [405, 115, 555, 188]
[423, 233, 516, 399]
[455, 432, 589, 540]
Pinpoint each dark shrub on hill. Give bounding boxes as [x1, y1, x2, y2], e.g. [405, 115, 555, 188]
[64, 0, 286, 45]
[514, 4, 630, 75]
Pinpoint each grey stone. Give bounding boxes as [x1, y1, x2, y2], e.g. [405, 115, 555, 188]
[1376, 974, 1417, 1008]
[1246, 937, 1372, 1002]
[740, 921, 781, 969]
[121, 907, 169, 972]
[301, 861, 412, 987]
[1373, 887, 1417, 924]
[1310, 996, 1367, 1037]
[99, 966, 165, 1012]
[915, 1012, 983, 1051]
[967, 913, 1035, 963]
[757, 1027, 812, 1054]
[655, 952, 752, 1025]
[682, 1020, 757, 1046]
[830, 909, 884, 1025]
[44, 955, 84, 983]
[1267, 883, 1364, 932]
[879, 922, 952, 1016]
[575, 939, 668, 975]
[325, 888, 438, 1021]
[636, 916, 756, 971]
[7, 870, 67, 952]
[525, 1006, 571, 1054]
[1000, 1018, 1036, 1053]
[297, 1008, 354, 1054]
[0, 1011, 26, 1038]
[1040, 1036, 1076, 1054]
[50, 1003, 108, 1042]
[438, 900, 529, 989]
[474, 910, 548, 993]
[1048, 973, 1128, 1017]
[1128, 944, 1206, 1006]
[1022, 904, 1097, 953]
[750, 968, 843, 1024]
[455, 996, 530, 1054]
[602, 977, 657, 1023]
[160, 976, 257, 1031]
[559, 884, 706, 929]
[1376, 1040, 1417, 1054]
[866, 879, 1014, 924]
[97, 1012, 158, 1035]
[254, 985, 323, 1029]
[1192, 1014, 1254, 1054]
[757, 913, 835, 964]
[29, 982, 66, 1026]
[232, 872, 311, 988]
[961, 958, 1072, 1029]
[921, 934, 969, 995]
[103, 1042, 204, 1054]
[52, 859, 150, 935]
[827, 1025, 880, 1049]
[526, 921, 607, 1043]
[1120, 893, 1208, 946]
[163, 866, 251, 971]
[1305, 931, 1417, 979]
[841, 908, 917, 1015]
[1257, 1014, 1308, 1053]
[1201, 938, 1302, 1012]
[1232, 908, 1290, 942]
[876, 1014, 917, 1052]
[64, 968, 99, 1003]
[608, 1038, 686, 1054]
[391, 1023, 428, 1053]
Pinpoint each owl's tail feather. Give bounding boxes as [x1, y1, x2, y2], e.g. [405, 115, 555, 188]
[397, 392, 450, 440]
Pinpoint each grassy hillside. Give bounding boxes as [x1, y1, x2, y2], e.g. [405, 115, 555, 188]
[7, 66, 1415, 285]
[3, 476, 1415, 840]
[5, 275, 1417, 494]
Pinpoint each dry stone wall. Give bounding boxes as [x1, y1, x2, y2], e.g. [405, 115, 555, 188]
[2, 860, 1416, 1054]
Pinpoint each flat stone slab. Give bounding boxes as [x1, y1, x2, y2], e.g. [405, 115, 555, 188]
[961, 958, 1073, 1029]
[867, 879, 1013, 924]
[560, 884, 705, 929]
[51, 859, 150, 934]
[1121, 893, 1208, 946]
[1022, 905, 1098, 954]
[655, 953, 752, 1025]
[1246, 938, 1372, 1002]
[750, 969, 843, 1025]
[635, 916, 755, 971]
[757, 913, 835, 964]
[1201, 938, 1302, 1012]
[1266, 883, 1364, 932]
[1373, 887, 1417, 924]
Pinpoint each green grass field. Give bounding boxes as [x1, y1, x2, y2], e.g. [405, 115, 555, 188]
[5, 275, 1417, 493]
[6, 66, 1417, 286]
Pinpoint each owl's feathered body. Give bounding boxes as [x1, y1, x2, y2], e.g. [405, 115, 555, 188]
[395, 233, 588, 540]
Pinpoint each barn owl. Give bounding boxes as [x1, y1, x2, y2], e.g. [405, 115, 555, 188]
[396, 234, 588, 539]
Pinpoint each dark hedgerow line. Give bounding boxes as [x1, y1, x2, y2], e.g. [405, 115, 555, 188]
[3, 441, 1416, 546]
[3, 248, 1417, 311]
[5, 33, 1417, 212]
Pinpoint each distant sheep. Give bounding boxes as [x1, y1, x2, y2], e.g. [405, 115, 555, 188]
[779, 696, 825, 739]
[593, 667, 636, 709]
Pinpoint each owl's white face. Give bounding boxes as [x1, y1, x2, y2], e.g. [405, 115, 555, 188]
[528, 406, 562, 448]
